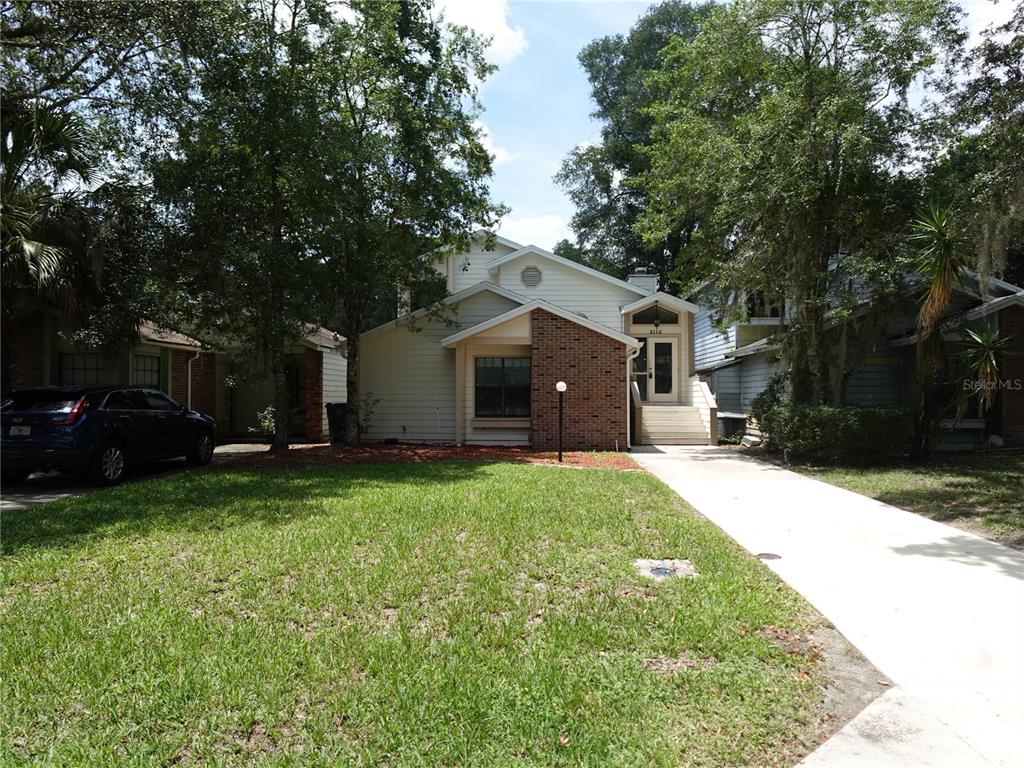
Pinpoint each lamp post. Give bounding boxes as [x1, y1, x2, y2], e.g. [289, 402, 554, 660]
[555, 381, 567, 462]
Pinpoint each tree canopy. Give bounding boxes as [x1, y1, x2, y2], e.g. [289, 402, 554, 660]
[636, 0, 965, 404]
[554, 0, 714, 283]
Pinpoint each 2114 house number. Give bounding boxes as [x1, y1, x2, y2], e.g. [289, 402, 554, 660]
[647, 328, 663, 335]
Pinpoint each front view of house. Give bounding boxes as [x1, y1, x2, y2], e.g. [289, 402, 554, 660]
[360, 234, 717, 450]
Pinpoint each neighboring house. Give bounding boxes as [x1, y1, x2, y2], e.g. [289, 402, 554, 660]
[5, 300, 346, 442]
[214, 327, 347, 440]
[358, 234, 718, 449]
[692, 277, 1024, 448]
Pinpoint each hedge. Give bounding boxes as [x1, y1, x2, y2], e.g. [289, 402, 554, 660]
[768, 404, 912, 465]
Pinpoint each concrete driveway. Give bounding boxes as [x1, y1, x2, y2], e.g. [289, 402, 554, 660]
[0, 443, 267, 511]
[633, 445, 1024, 768]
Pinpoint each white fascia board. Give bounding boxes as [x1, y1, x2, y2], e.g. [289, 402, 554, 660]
[485, 245, 651, 297]
[360, 282, 531, 341]
[441, 300, 642, 349]
[620, 292, 702, 315]
[890, 291, 1024, 346]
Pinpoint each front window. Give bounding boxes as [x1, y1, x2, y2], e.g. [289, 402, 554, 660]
[631, 306, 679, 325]
[132, 354, 161, 388]
[475, 357, 531, 417]
[59, 353, 114, 385]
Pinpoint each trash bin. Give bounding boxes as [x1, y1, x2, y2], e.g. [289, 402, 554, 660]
[325, 402, 348, 444]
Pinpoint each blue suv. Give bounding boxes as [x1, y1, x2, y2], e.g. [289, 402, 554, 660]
[1, 386, 216, 485]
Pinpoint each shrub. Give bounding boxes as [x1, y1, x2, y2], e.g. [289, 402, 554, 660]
[769, 405, 911, 465]
[750, 373, 789, 449]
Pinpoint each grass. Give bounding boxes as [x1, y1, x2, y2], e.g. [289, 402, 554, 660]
[795, 452, 1024, 545]
[2, 461, 827, 766]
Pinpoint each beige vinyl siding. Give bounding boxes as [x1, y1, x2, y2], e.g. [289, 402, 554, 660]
[360, 291, 520, 443]
[321, 350, 348, 436]
[449, 241, 517, 293]
[494, 254, 639, 330]
[460, 342, 532, 445]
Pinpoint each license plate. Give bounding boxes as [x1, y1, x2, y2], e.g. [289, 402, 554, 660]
[9, 426, 30, 436]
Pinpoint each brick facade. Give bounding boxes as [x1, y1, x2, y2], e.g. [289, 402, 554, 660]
[999, 305, 1024, 447]
[530, 310, 628, 451]
[4, 312, 46, 393]
[305, 349, 324, 441]
[170, 350, 216, 417]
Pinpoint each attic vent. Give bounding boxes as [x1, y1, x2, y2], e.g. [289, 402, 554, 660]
[521, 266, 542, 288]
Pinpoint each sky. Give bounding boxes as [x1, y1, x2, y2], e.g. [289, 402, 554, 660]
[437, 0, 1018, 252]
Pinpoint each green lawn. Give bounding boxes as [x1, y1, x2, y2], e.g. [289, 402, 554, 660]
[796, 453, 1024, 546]
[2, 461, 827, 766]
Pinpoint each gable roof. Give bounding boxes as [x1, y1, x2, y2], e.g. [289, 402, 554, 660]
[440, 299, 642, 349]
[485, 243, 652, 297]
[138, 321, 203, 350]
[361, 281, 531, 341]
[620, 292, 702, 316]
[303, 325, 346, 351]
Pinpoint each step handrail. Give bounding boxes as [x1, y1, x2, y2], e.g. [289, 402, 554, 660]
[690, 376, 718, 443]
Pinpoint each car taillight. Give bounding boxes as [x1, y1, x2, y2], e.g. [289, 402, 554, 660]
[56, 396, 88, 425]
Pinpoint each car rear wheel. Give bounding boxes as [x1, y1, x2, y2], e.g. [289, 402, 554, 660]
[93, 441, 127, 485]
[187, 432, 215, 466]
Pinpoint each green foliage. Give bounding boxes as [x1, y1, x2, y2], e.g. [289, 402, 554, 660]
[925, 3, 1024, 285]
[554, 1, 714, 279]
[248, 405, 276, 438]
[638, 0, 964, 404]
[153, 0, 502, 447]
[769, 405, 912, 465]
[749, 373, 789, 450]
[957, 323, 1009, 416]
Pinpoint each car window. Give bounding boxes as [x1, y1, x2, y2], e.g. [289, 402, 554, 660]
[141, 391, 179, 412]
[2, 391, 82, 412]
[103, 390, 146, 410]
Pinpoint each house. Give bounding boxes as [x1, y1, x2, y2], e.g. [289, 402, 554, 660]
[4, 300, 346, 442]
[691, 277, 1024, 448]
[358, 234, 717, 449]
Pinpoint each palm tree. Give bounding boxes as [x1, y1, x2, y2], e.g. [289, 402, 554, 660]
[956, 324, 1009, 419]
[909, 205, 969, 458]
[1, 102, 94, 389]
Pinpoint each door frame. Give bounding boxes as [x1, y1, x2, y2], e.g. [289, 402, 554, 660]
[645, 336, 678, 401]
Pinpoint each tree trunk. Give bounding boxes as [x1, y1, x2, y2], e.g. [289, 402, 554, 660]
[270, 346, 290, 452]
[345, 332, 361, 444]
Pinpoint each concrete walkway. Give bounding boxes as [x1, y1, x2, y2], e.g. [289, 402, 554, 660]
[632, 446, 1024, 767]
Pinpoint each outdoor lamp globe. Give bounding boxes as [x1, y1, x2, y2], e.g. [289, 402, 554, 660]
[556, 381, 567, 392]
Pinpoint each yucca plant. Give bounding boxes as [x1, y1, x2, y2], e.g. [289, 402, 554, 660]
[910, 204, 969, 339]
[909, 204, 970, 459]
[956, 324, 1009, 418]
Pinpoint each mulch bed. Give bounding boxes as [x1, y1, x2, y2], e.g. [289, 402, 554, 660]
[231, 443, 641, 471]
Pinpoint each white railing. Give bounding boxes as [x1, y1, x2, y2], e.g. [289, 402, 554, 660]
[690, 376, 718, 443]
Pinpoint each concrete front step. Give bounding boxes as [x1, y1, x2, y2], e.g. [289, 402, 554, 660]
[638, 404, 711, 445]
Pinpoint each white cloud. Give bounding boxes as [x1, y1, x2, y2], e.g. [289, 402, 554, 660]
[499, 213, 573, 251]
[475, 120, 515, 166]
[435, 0, 528, 66]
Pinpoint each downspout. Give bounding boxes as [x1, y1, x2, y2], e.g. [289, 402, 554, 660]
[626, 345, 641, 450]
[186, 350, 200, 410]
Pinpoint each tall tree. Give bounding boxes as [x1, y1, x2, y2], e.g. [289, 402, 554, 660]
[554, 0, 714, 282]
[154, 0, 336, 451]
[311, 0, 503, 442]
[638, 0, 964, 404]
[155, 0, 501, 447]
[925, 2, 1024, 286]
[0, 0, 211, 377]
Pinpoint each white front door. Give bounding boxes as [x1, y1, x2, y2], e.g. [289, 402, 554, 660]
[633, 337, 677, 402]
